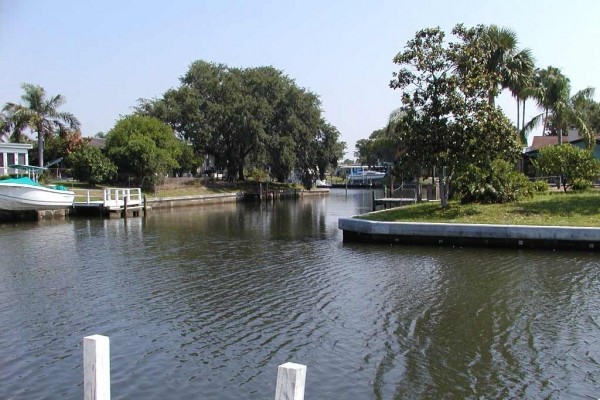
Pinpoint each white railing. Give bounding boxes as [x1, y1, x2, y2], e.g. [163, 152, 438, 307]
[83, 335, 306, 400]
[102, 188, 142, 210]
[75, 188, 143, 209]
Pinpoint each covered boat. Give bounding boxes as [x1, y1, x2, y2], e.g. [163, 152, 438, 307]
[0, 165, 74, 211]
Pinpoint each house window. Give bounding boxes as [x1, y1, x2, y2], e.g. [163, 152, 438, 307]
[18, 153, 26, 165]
[0, 153, 4, 167]
[9, 153, 17, 165]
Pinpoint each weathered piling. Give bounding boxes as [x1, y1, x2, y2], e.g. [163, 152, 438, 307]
[275, 362, 307, 400]
[83, 335, 110, 400]
[80, 335, 307, 399]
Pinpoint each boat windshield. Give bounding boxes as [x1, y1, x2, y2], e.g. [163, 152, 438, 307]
[8, 164, 47, 182]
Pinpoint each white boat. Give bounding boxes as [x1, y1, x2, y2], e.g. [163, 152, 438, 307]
[0, 165, 74, 211]
[347, 167, 386, 183]
[315, 179, 331, 188]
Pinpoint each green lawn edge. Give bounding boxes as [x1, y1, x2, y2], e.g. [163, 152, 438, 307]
[356, 192, 600, 227]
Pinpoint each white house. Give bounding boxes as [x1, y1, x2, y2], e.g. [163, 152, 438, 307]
[0, 143, 33, 176]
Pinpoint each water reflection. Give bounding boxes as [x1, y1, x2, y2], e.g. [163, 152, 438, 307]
[0, 190, 598, 399]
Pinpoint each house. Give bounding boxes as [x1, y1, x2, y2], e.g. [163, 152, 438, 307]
[523, 131, 600, 176]
[0, 143, 33, 176]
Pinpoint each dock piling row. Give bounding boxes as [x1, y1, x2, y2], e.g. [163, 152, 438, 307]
[82, 335, 307, 399]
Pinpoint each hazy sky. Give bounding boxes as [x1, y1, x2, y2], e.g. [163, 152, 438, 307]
[2, 0, 599, 158]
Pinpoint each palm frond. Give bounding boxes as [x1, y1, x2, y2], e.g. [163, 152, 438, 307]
[523, 112, 544, 134]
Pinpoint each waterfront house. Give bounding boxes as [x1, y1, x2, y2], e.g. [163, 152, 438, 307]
[0, 143, 33, 176]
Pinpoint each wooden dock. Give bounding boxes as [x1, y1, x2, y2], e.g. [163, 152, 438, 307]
[73, 188, 144, 218]
[372, 186, 417, 211]
[373, 197, 416, 210]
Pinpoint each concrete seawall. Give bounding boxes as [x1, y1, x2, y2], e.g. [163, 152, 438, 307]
[339, 218, 600, 251]
[147, 188, 329, 210]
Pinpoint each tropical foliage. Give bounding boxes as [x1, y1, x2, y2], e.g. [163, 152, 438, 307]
[453, 159, 534, 203]
[480, 25, 535, 111]
[533, 144, 600, 192]
[388, 24, 522, 207]
[524, 67, 595, 148]
[3, 83, 80, 166]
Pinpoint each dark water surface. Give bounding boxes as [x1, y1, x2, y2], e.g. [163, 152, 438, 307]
[1, 189, 599, 399]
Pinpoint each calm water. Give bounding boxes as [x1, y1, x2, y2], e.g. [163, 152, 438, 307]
[0, 189, 599, 399]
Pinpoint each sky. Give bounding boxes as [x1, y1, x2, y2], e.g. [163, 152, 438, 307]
[1, 0, 599, 159]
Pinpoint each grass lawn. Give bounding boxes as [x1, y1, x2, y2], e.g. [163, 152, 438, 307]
[357, 192, 600, 227]
[151, 179, 302, 198]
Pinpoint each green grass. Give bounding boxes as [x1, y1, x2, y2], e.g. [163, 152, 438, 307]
[151, 179, 303, 198]
[358, 192, 600, 227]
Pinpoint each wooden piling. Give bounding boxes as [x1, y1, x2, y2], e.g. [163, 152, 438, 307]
[83, 335, 110, 400]
[372, 190, 376, 212]
[275, 362, 306, 400]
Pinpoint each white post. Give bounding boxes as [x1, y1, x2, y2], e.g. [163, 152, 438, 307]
[83, 335, 110, 400]
[275, 362, 306, 400]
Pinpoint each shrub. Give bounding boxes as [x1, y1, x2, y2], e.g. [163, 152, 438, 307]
[67, 145, 117, 186]
[245, 167, 269, 181]
[532, 180, 549, 193]
[454, 159, 534, 204]
[571, 178, 593, 191]
[533, 144, 600, 192]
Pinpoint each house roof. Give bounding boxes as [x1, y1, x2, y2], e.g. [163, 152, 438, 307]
[88, 138, 106, 149]
[529, 136, 559, 151]
[527, 135, 600, 154]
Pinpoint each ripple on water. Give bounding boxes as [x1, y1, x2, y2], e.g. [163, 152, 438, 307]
[1, 196, 599, 399]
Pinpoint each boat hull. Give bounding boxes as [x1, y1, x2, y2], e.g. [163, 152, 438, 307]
[0, 183, 75, 211]
[348, 171, 386, 182]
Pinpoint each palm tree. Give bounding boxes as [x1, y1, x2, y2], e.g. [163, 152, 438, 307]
[524, 66, 595, 148]
[482, 25, 535, 111]
[3, 83, 80, 166]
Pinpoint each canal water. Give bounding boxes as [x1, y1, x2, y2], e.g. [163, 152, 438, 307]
[0, 189, 599, 399]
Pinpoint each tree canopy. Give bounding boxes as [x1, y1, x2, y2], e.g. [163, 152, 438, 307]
[67, 144, 117, 186]
[3, 83, 80, 166]
[137, 60, 345, 187]
[525, 67, 595, 147]
[105, 115, 181, 189]
[354, 128, 396, 168]
[389, 24, 521, 207]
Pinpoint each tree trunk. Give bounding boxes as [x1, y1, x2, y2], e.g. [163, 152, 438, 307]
[521, 100, 526, 136]
[558, 128, 563, 145]
[37, 131, 44, 167]
[438, 168, 448, 208]
[516, 97, 521, 131]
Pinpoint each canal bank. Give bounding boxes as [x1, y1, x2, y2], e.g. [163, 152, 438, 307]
[0, 188, 330, 222]
[339, 217, 600, 251]
[146, 188, 329, 210]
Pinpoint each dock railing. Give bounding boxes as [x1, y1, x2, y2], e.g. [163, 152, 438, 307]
[83, 334, 307, 400]
[74, 188, 143, 209]
[102, 188, 142, 210]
